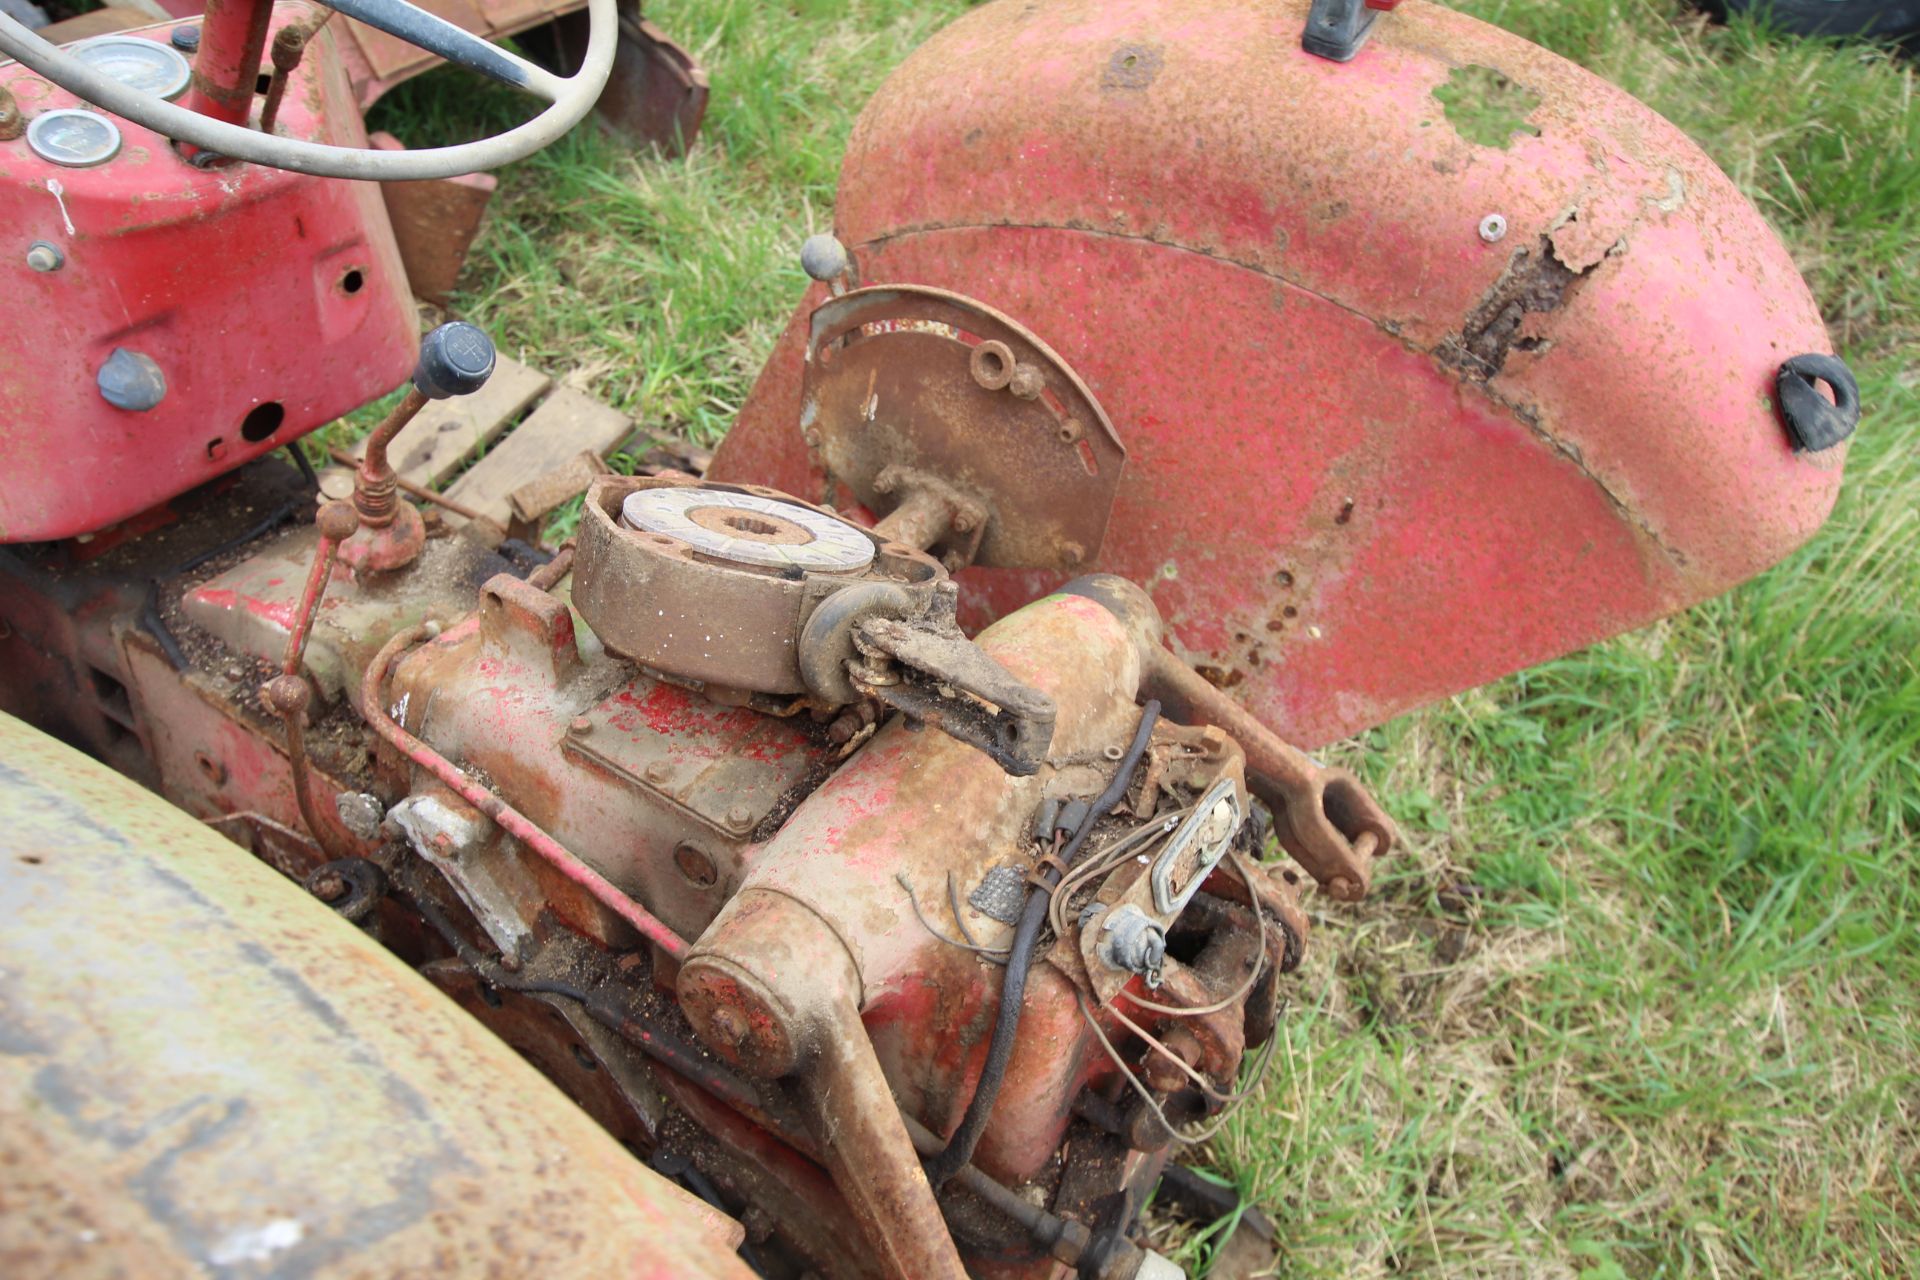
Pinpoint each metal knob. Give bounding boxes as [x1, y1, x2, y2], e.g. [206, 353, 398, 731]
[411, 321, 496, 400]
[799, 233, 850, 284]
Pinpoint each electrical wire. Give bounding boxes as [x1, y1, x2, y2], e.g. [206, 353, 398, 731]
[898, 872, 1010, 963]
[921, 700, 1162, 1187]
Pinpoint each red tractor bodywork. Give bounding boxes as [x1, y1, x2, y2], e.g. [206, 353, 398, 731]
[0, 11, 416, 543]
[713, 0, 1847, 747]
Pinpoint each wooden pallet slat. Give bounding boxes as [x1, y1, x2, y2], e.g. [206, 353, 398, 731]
[353, 355, 552, 490]
[444, 386, 632, 528]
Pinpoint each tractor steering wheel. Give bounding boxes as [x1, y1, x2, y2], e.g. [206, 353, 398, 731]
[0, 0, 615, 180]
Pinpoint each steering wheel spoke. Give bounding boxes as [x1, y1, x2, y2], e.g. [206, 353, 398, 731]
[318, 0, 567, 102]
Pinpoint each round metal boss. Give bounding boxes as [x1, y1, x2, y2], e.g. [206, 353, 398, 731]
[26, 109, 123, 167]
[73, 36, 193, 100]
[620, 488, 875, 573]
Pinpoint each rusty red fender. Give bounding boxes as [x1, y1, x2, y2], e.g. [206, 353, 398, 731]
[712, 0, 1852, 747]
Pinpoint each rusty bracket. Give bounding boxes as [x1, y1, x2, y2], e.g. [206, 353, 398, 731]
[1143, 648, 1395, 900]
[850, 606, 1057, 776]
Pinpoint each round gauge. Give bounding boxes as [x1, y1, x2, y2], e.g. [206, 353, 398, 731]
[25, 109, 123, 168]
[72, 36, 193, 100]
[621, 487, 877, 573]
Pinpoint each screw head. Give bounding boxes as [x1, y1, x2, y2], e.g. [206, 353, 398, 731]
[1478, 213, 1509, 243]
[25, 241, 63, 273]
[725, 804, 754, 831]
[569, 716, 594, 736]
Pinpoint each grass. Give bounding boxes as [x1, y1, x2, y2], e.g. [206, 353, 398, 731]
[360, 2, 1918, 1276]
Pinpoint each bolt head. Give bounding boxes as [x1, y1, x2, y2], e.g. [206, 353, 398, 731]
[725, 805, 754, 831]
[644, 760, 673, 784]
[569, 716, 594, 736]
[708, 1005, 749, 1049]
[25, 241, 62, 273]
[1007, 363, 1045, 400]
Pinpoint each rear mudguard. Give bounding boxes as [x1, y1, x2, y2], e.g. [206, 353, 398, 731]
[0, 712, 753, 1280]
[712, 0, 1849, 746]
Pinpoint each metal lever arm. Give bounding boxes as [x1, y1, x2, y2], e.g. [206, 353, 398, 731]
[850, 615, 1056, 777]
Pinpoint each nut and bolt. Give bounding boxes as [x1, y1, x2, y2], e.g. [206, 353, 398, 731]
[724, 805, 755, 832]
[1057, 419, 1084, 444]
[1061, 541, 1085, 566]
[1478, 212, 1509, 243]
[950, 508, 977, 534]
[873, 471, 896, 495]
[706, 1005, 750, 1052]
[1007, 363, 1046, 400]
[969, 340, 1015, 391]
[26, 241, 64, 273]
[644, 760, 673, 784]
[312, 872, 348, 903]
[568, 716, 594, 735]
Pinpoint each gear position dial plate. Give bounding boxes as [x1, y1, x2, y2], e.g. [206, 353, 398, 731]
[621, 487, 874, 573]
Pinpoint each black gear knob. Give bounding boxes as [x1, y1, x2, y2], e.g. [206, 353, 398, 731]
[412, 321, 496, 400]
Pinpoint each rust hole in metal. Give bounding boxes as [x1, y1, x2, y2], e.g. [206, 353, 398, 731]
[1433, 65, 1541, 150]
[1336, 498, 1355, 526]
[1447, 236, 1585, 380]
[18, 855, 43, 866]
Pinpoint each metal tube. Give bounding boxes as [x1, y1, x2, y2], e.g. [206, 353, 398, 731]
[361, 626, 692, 960]
[256, 22, 310, 136]
[326, 445, 487, 521]
[525, 543, 575, 592]
[871, 486, 953, 552]
[181, 0, 275, 127]
[356, 387, 429, 527]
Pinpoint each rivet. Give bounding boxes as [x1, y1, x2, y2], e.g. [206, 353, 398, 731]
[1478, 213, 1508, 243]
[25, 241, 63, 272]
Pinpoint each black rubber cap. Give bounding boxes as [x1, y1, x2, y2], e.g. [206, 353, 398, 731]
[412, 321, 496, 400]
[1776, 353, 1861, 453]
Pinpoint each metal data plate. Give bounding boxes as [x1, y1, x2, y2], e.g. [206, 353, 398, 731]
[801, 285, 1125, 572]
[1149, 777, 1244, 916]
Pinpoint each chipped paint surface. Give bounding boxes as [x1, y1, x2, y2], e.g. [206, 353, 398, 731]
[0, 712, 752, 1279]
[713, 0, 1845, 748]
[0, 11, 416, 543]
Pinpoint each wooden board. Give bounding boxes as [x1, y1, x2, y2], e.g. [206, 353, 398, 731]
[444, 386, 631, 527]
[352, 356, 551, 490]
